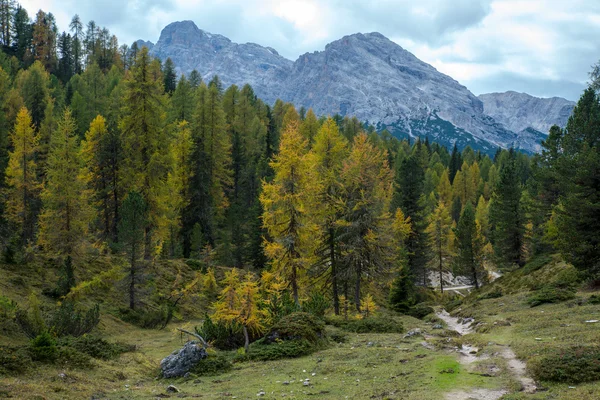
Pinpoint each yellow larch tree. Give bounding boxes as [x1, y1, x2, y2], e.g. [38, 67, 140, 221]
[5, 107, 40, 243]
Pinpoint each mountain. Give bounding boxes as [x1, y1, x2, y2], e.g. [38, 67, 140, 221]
[142, 21, 573, 154]
[149, 21, 292, 103]
[478, 91, 575, 134]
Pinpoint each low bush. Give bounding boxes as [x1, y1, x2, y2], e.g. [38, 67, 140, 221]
[445, 298, 463, 312]
[529, 346, 600, 383]
[588, 294, 600, 305]
[406, 305, 434, 319]
[0, 346, 33, 375]
[521, 254, 553, 275]
[327, 315, 404, 334]
[327, 329, 348, 344]
[30, 331, 58, 362]
[240, 338, 317, 361]
[190, 354, 232, 375]
[58, 335, 134, 360]
[195, 314, 246, 350]
[0, 295, 17, 320]
[527, 285, 576, 307]
[118, 304, 173, 329]
[265, 312, 326, 344]
[16, 300, 100, 338]
[56, 346, 94, 369]
[478, 287, 503, 300]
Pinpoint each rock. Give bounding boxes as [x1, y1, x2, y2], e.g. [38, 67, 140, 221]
[403, 328, 422, 338]
[479, 91, 574, 137]
[282, 381, 290, 385]
[58, 372, 67, 379]
[166, 385, 179, 393]
[432, 324, 444, 329]
[585, 320, 599, 323]
[257, 390, 266, 396]
[160, 341, 208, 378]
[367, 342, 375, 347]
[303, 381, 310, 387]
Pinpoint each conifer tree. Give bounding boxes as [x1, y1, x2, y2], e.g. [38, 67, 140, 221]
[551, 88, 600, 277]
[163, 57, 176, 95]
[5, 107, 39, 243]
[299, 108, 319, 144]
[490, 148, 525, 267]
[309, 117, 348, 315]
[38, 109, 92, 256]
[119, 191, 147, 309]
[454, 203, 484, 288]
[340, 133, 394, 311]
[426, 201, 453, 292]
[120, 47, 170, 257]
[81, 115, 121, 242]
[261, 115, 313, 305]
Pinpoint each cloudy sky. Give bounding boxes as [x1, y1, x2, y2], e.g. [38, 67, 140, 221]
[20, 0, 600, 100]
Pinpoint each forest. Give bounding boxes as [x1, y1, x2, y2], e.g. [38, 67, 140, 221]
[0, 2, 599, 396]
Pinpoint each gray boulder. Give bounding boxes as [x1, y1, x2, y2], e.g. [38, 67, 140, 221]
[161, 341, 207, 378]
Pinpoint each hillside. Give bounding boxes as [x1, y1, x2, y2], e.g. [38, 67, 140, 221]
[2, 255, 600, 399]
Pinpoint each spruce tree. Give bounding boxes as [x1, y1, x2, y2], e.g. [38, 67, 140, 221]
[490, 148, 525, 267]
[163, 57, 177, 95]
[454, 203, 484, 288]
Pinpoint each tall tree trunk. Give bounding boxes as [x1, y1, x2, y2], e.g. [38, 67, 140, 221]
[129, 244, 136, 309]
[330, 228, 339, 315]
[439, 239, 444, 293]
[243, 325, 249, 353]
[291, 262, 299, 306]
[354, 262, 361, 313]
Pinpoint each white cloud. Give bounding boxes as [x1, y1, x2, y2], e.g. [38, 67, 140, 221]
[18, 0, 600, 99]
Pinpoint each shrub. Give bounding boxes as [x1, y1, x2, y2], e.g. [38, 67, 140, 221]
[527, 286, 576, 307]
[190, 354, 232, 375]
[16, 300, 100, 338]
[49, 301, 100, 337]
[0, 295, 17, 320]
[56, 346, 94, 369]
[58, 335, 134, 360]
[552, 267, 580, 289]
[588, 294, 600, 305]
[30, 331, 58, 362]
[240, 339, 317, 361]
[195, 314, 247, 350]
[118, 304, 173, 329]
[521, 254, 553, 275]
[327, 315, 404, 334]
[327, 329, 348, 343]
[302, 292, 329, 318]
[529, 346, 600, 383]
[0, 346, 33, 375]
[478, 287, 503, 300]
[406, 305, 434, 319]
[265, 312, 326, 344]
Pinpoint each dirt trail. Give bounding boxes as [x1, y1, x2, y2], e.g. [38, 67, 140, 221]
[436, 309, 536, 400]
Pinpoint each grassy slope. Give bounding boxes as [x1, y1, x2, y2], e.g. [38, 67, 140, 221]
[1, 254, 599, 399]
[452, 255, 600, 399]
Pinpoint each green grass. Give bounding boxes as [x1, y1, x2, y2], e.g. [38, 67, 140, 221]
[3, 253, 600, 399]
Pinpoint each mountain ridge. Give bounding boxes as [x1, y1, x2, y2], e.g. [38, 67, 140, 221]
[141, 21, 573, 154]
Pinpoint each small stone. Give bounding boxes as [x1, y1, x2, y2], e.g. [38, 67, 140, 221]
[257, 390, 266, 396]
[58, 373, 67, 379]
[432, 324, 443, 329]
[183, 372, 190, 378]
[535, 338, 542, 341]
[303, 381, 310, 387]
[193, 379, 202, 384]
[166, 385, 179, 393]
[585, 320, 599, 323]
[282, 381, 290, 385]
[311, 372, 316, 376]
[367, 341, 374, 347]
[569, 386, 576, 389]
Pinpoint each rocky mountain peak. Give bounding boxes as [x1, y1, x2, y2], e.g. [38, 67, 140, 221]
[141, 22, 574, 154]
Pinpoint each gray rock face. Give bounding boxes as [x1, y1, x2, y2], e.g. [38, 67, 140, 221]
[144, 22, 574, 154]
[478, 91, 575, 134]
[150, 21, 292, 102]
[160, 341, 207, 378]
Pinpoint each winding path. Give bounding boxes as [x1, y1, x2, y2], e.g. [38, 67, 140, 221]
[436, 309, 536, 399]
